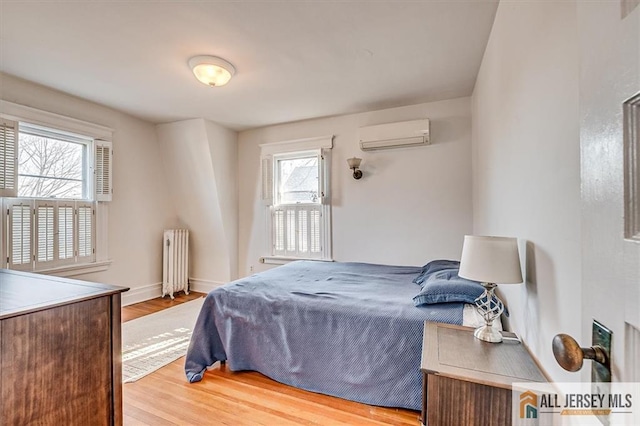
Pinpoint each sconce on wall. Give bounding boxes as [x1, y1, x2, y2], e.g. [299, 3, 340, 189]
[347, 157, 363, 180]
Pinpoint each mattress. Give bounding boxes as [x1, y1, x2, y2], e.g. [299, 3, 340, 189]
[185, 261, 481, 410]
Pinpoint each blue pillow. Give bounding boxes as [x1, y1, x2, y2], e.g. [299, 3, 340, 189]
[413, 276, 485, 306]
[413, 259, 462, 285]
[412, 272, 510, 316]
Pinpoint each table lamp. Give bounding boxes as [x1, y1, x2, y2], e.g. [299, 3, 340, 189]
[458, 235, 523, 343]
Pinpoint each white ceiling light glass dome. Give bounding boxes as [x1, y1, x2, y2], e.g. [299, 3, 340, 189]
[188, 55, 236, 87]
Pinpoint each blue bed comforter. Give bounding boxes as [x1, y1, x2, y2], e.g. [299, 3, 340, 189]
[184, 261, 464, 410]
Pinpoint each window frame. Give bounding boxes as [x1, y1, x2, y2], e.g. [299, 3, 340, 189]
[260, 136, 333, 263]
[274, 150, 322, 206]
[0, 100, 112, 276]
[17, 122, 92, 201]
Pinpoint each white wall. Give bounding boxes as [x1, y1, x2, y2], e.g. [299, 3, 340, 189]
[157, 119, 238, 290]
[238, 97, 473, 275]
[471, 2, 581, 381]
[0, 73, 178, 303]
[205, 120, 239, 282]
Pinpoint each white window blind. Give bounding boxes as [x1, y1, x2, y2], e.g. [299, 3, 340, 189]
[35, 201, 56, 268]
[95, 140, 112, 202]
[0, 119, 18, 198]
[261, 155, 273, 206]
[58, 203, 75, 264]
[309, 209, 321, 252]
[4, 199, 96, 270]
[7, 200, 32, 270]
[77, 202, 95, 262]
[272, 205, 323, 258]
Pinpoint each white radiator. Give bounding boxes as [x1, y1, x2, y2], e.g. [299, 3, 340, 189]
[162, 229, 190, 299]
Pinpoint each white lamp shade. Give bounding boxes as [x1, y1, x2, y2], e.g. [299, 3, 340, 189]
[347, 157, 362, 169]
[459, 235, 523, 284]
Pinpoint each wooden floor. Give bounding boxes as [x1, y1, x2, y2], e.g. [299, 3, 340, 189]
[122, 293, 420, 426]
[121, 291, 205, 322]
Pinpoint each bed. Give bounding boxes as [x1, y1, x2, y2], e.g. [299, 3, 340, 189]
[184, 260, 492, 411]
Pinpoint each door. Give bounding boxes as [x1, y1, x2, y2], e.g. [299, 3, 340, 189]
[578, 1, 640, 382]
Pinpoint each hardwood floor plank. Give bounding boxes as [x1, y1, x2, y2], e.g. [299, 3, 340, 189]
[124, 403, 177, 426]
[202, 371, 394, 425]
[222, 368, 418, 424]
[122, 293, 420, 425]
[121, 291, 205, 322]
[126, 384, 308, 426]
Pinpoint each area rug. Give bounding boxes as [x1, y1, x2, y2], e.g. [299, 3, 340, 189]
[122, 297, 205, 383]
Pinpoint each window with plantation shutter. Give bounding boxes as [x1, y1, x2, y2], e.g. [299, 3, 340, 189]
[272, 204, 323, 258]
[35, 201, 55, 267]
[0, 102, 110, 274]
[261, 155, 273, 206]
[260, 136, 332, 261]
[58, 203, 75, 264]
[3, 198, 96, 271]
[95, 140, 112, 202]
[273, 209, 285, 252]
[7, 200, 33, 271]
[77, 203, 94, 262]
[0, 119, 18, 197]
[309, 209, 321, 253]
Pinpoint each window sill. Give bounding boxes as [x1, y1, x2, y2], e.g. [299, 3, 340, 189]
[35, 260, 113, 278]
[260, 256, 334, 265]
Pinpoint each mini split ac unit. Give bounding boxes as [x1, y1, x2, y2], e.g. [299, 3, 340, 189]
[358, 118, 430, 151]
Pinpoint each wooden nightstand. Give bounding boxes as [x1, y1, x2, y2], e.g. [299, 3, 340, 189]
[420, 322, 547, 426]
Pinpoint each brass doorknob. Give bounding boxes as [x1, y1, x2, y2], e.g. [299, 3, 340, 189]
[552, 333, 608, 372]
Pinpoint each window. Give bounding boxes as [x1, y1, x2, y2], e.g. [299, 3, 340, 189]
[261, 136, 333, 261]
[18, 124, 88, 199]
[272, 151, 323, 258]
[3, 198, 96, 271]
[0, 107, 112, 273]
[276, 154, 320, 204]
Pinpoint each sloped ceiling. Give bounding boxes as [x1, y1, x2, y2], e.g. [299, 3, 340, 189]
[0, 1, 498, 131]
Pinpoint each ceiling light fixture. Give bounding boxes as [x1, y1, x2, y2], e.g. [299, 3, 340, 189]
[188, 55, 236, 87]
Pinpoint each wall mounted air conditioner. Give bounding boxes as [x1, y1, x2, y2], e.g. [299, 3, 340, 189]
[359, 118, 430, 151]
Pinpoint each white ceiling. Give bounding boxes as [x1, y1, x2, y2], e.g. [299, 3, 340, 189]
[0, 1, 498, 131]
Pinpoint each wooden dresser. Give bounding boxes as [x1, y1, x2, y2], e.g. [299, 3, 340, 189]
[0, 269, 128, 425]
[420, 322, 547, 426]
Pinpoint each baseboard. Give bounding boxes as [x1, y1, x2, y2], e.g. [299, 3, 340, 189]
[189, 277, 225, 294]
[121, 282, 162, 306]
[121, 278, 224, 306]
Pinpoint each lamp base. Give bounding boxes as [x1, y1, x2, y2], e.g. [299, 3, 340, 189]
[473, 282, 505, 343]
[474, 324, 504, 343]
